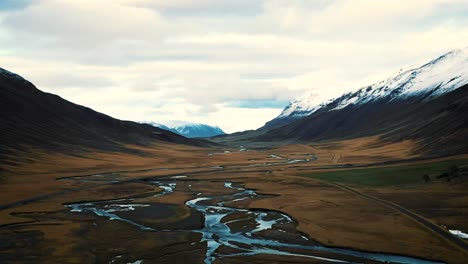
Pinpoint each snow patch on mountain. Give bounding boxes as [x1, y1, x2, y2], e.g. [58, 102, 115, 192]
[143, 120, 225, 138]
[341, 47, 468, 106]
[275, 47, 468, 121]
[277, 93, 334, 119]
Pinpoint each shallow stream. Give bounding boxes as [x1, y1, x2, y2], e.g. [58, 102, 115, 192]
[66, 178, 442, 264]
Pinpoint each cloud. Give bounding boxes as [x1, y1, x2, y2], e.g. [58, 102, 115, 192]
[228, 99, 291, 109]
[32, 72, 114, 90]
[0, 0, 467, 132]
[2, 0, 170, 47]
[128, 0, 264, 16]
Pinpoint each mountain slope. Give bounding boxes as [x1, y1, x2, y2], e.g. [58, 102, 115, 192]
[266, 47, 468, 130]
[144, 120, 225, 138]
[219, 47, 468, 156]
[0, 68, 207, 160]
[261, 84, 468, 154]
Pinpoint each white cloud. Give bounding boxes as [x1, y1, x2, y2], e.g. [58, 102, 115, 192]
[3, 0, 169, 45]
[0, 0, 467, 132]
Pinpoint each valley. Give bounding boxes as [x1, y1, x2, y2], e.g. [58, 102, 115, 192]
[1, 139, 468, 263]
[1, 35, 468, 264]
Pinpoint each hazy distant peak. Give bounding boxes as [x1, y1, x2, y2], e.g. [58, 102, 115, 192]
[143, 120, 225, 138]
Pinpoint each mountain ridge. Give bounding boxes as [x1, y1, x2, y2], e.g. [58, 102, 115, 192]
[265, 46, 468, 130]
[0, 67, 210, 162]
[144, 120, 225, 138]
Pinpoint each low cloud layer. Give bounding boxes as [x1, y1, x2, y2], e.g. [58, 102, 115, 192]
[1, 0, 467, 132]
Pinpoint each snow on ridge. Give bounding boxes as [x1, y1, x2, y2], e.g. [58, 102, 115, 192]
[361, 47, 466, 100]
[146, 120, 221, 130]
[142, 120, 225, 138]
[277, 92, 334, 119]
[160, 120, 199, 129]
[161, 120, 224, 130]
[275, 47, 468, 120]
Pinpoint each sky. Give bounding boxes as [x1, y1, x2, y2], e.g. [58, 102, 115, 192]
[1, 0, 468, 133]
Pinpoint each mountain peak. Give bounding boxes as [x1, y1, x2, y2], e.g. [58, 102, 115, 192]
[144, 120, 225, 138]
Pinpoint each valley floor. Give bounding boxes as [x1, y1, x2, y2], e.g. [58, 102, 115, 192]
[1, 137, 468, 263]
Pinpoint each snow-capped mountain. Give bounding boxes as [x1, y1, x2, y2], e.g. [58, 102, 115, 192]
[144, 120, 225, 138]
[230, 47, 468, 156]
[267, 47, 468, 128]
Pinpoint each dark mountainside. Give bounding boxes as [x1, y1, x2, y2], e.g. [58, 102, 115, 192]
[0, 68, 209, 162]
[215, 84, 468, 156]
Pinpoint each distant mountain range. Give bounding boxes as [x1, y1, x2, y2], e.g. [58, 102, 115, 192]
[216, 47, 468, 156]
[144, 120, 225, 138]
[0, 67, 208, 161]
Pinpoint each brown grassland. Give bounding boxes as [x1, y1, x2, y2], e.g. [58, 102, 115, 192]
[1, 136, 468, 263]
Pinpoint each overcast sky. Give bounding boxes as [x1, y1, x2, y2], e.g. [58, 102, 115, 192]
[1, 0, 468, 133]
